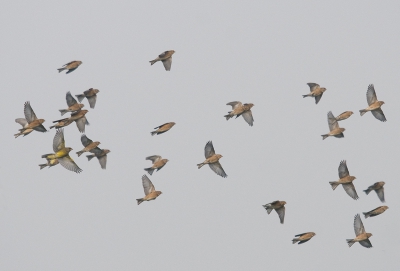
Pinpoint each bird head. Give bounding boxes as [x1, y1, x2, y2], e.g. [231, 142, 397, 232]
[170, 50, 175, 55]
[349, 111, 354, 115]
[38, 119, 45, 124]
[103, 149, 111, 154]
[77, 61, 82, 65]
[321, 88, 327, 93]
[340, 128, 346, 132]
[281, 201, 287, 205]
[163, 159, 169, 163]
[311, 232, 316, 236]
[366, 233, 373, 238]
[170, 122, 176, 126]
[94, 89, 100, 94]
[382, 206, 389, 211]
[78, 104, 85, 109]
[379, 101, 385, 105]
[66, 147, 73, 153]
[350, 176, 356, 181]
[156, 191, 162, 196]
[216, 154, 223, 159]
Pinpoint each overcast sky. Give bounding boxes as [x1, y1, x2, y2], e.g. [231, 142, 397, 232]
[1, 1, 399, 270]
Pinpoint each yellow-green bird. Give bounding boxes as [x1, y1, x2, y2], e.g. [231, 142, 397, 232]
[39, 158, 59, 170]
[41, 129, 82, 173]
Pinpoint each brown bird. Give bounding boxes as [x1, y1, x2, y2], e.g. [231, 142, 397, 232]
[149, 50, 175, 71]
[49, 118, 73, 129]
[41, 129, 82, 173]
[336, 111, 354, 121]
[86, 148, 110, 169]
[224, 101, 254, 126]
[76, 134, 100, 157]
[14, 101, 47, 138]
[262, 201, 286, 224]
[364, 182, 385, 203]
[136, 175, 162, 205]
[292, 232, 316, 244]
[57, 60, 82, 74]
[52, 110, 89, 133]
[197, 141, 227, 178]
[363, 206, 389, 218]
[321, 111, 345, 140]
[75, 88, 100, 109]
[302, 83, 326, 104]
[144, 155, 169, 175]
[329, 160, 358, 200]
[39, 158, 59, 170]
[151, 122, 176, 136]
[59, 92, 84, 116]
[346, 214, 373, 248]
[359, 84, 386, 122]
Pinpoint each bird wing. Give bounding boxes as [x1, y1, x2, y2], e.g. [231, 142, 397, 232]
[80, 134, 93, 147]
[204, 141, 216, 158]
[241, 111, 254, 126]
[342, 183, 359, 200]
[359, 239, 373, 248]
[64, 61, 76, 66]
[354, 214, 365, 236]
[327, 111, 339, 130]
[338, 160, 349, 178]
[226, 101, 242, 109]
[75, 117, 87, 133]
[366, 84, 378, 105]
[315, 94, 323, 104]
[307, 83, 319, 91]
[24, 101, 38, 122]
[90, 147, 103, 155]
[376, 188, 385, 203]
[162, 58, 172, 71]
[53, 129, 65, 152]
[87, 95, 97, 109]
[15, 118, 28, 127]
[142, 175, 155, 195]
[371, 109, 386, 122]
[33, 124, 47, 133]
[146, 155, 161, 163]
[275, 206, 285, 224]
[154, 123, 170, 129]
[295, 232, 308, 237]
[208, 162, 227, 178]
[66, 91, 78, 107]
[98, 155, 107, 169]
[58, 156, 82, 173]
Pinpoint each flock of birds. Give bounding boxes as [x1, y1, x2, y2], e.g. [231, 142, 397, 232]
[14, 52, 389, 247]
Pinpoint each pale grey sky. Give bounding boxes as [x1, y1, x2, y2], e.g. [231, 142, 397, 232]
[1, 1, 399, 270]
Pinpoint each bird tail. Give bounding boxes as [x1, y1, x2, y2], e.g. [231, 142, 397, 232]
[76, 151, 84, 157]
[329, 181, 340, 190]
[197, 163, 205, 169]
[136, 198, 144, 205]
[359, 110, 367, 116]
[14, 133, 22, 138]
[39, 163, 48, 170]
[292, 239, 299, 244]
[86, 155, 95, 161]
[151, 131, 158, 136]
[144, 167, 155, 175]
[42, 153, 55, 159]
[75, 94, 85, 102]
[321, 134, 329, 140]
[49, 125, 56, 129]
[364, 189, 371, 195]
[57, 68, 65, 73]
[224, 112, 233, 120]
[59, 109, 69, 116]
[362, 212, 370, 219]
[346, 239, 355, 247]
[149, 59, 157, 65]
[302, 94, 309, 98]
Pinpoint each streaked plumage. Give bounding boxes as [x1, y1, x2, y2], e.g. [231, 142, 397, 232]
[136, 175, 162, 205]
[336, 111, 353, 121]
[75, 88, 99, 109]
[86, 148, 110, 169]
[224, 101, 254, 126]
[359, 84, 386, 122]
[14, 101, 47, 137]
[363, 206, 388, 218]
[59, 91, 84, 116]
[302, 83, 326, 104]
[197, 141, 227, 178]
[292, 232, 316, 244]
[144, 155, 169, 175]
[321, 111, 345, 140]
[346, 214, 373, 248]
[151, 122, 176, 136]
[329, 160, 358, 200]
[364, 182, 385, 203]
[57, 60, 82, 74]
[76, 134, 100, 157]
[262, 201, 286, 224]
[149, 50, 175, 71]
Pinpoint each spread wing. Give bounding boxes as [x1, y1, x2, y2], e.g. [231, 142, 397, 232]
[98, 155, 108, 169]
[66, 91, 78, 107]
[204, 141, 216, 158]
[24, 101, 38, 123]
[366, 84, 378, 105]
[162, 58, 172, 71]
[81, 134, 93, 147]
[327, 111, 339, 131]
[376, 188, 385, 203]
[87, 95, 97, 109]
[15, 118, 28, 127]
[53, 129, 65, 152]
[226, 101, 242, 109]
[75, 117, 87, 133]
[142, 175, 155, 195]
[33, 124, 47, 133]
[359, 239, 372, 248]
[241, 111, 254, 126]
[354, 214, 365, 236]
[58, 156, 82, 173]
[146, 155, 161, 163]
[371, 109, 386, 122]
[208, 162, 227, 178]
[315, 94, 323, 104]
[275, 207, 285, 224]
[342, 183, 359, 200]
[338, 160, 349, 178]
[307, 83, 319, 91]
